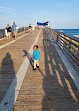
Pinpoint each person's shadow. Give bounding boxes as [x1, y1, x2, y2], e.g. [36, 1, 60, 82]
[23, 50, 34, 69]
[0, 53, 17, 110]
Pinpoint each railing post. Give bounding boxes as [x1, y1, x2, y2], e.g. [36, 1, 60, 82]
[52, 30, 54, 39]
[63, 35, 67, 47]
[77, 47, 79, 57]
[3, 29, 5, 37]
[56, 32, 58, 43]
[69, 38, 72, 50]
[62, 34, 64, 49]
[23, 27, 25, 32]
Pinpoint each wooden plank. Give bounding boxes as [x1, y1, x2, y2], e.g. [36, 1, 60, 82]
[14, 29, 79, 111]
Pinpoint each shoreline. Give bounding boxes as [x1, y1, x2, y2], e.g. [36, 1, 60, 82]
[74, 35, 79, 38]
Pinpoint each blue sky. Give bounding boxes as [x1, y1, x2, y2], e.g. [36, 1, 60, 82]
[0, 0, 79, 29]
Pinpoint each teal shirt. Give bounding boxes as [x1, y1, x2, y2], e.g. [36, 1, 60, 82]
[33, 50, 40, 60]
[12, 25, 17, 31]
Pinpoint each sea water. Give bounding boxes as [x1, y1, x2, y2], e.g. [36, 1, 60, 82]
[0, 29, 79, 36]
[55, 29, 79, 36]
[0, 29, 4, 35]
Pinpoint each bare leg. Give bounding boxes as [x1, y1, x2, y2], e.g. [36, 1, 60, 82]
[7, 33, 9, 39]
[7, 36, 8, 39]
[9, 33, 11, 40]
[15, 35, 16, 39]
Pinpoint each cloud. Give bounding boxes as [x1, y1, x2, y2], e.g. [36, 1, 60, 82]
[0, 6, 12, 9]
[0, 6, 15, 12]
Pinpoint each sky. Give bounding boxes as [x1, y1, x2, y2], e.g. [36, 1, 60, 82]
[0, 0, 79, 29]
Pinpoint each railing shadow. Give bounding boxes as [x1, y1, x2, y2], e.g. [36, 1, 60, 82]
[0, 53, 17, 110]
[41, 29, 79, 111]
[22, 34, 79, 110]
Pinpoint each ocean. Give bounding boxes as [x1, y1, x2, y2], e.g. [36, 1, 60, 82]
[55, 29, 79, 36]
[0, 29, 4, 35]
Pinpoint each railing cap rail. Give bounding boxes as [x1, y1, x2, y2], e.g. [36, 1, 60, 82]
[48, 28, 79, 42]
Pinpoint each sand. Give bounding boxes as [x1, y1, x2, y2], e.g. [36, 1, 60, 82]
[74, 35, 79, 38]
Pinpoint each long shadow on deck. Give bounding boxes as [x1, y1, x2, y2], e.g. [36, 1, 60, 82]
[22, 32, 79, 111]
[41, 29, 79, 111]
[0, 53, 17, 110]
[23, 50, 34, 69]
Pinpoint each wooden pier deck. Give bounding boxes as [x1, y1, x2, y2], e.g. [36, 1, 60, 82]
[0, 28, 79, 111]
[0, 29, 39, 102]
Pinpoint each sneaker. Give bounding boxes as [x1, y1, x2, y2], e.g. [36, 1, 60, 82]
[33, 68, 36, 71]
[36, 66, 39, 68]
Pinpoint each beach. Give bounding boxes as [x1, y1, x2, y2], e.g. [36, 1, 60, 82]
[74, 35, 79, 38]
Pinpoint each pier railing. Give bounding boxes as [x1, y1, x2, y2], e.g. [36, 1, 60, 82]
[0, 29, 5, 37]
[0, 27, 28, 38]
[17, 27, 28, 33]
[46, 28, 79, 67]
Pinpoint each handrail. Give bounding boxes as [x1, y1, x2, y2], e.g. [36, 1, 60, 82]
[0, 29, 5, 37]
[51, 28, 79, 42]
[45, 27, 79, 67]
[0, 27, 28, 38]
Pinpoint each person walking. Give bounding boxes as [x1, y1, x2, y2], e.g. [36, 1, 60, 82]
[12, 22, 18, 39]
[28, 24, 32, 32]
[5, 24, 11, 40]
[32, 25, 35, 31]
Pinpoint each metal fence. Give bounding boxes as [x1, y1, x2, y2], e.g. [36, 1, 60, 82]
[0, 29, 5, 37]
[0, 27, 28, 38]
[46, 28, 79, 67]
[17, 27, 28, 33]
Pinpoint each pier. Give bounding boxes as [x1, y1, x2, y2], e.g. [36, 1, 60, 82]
[0, 28, 79, 111]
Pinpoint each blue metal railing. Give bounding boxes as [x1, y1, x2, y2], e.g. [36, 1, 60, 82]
[46, 28, 79, 67]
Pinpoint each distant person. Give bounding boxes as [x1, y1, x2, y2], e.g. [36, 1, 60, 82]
[5, 24, 11, 40]
[28, 24, 32, 31]
[12, 22, 18, 39]
[32, 25, 35, 31]
[28, 45, 40, 70]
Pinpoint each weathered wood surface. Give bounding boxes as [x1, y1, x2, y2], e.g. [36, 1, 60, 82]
[14, 29, 79, 111]
[0, 31, 27, 46]
[0, 29, 40, 102]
